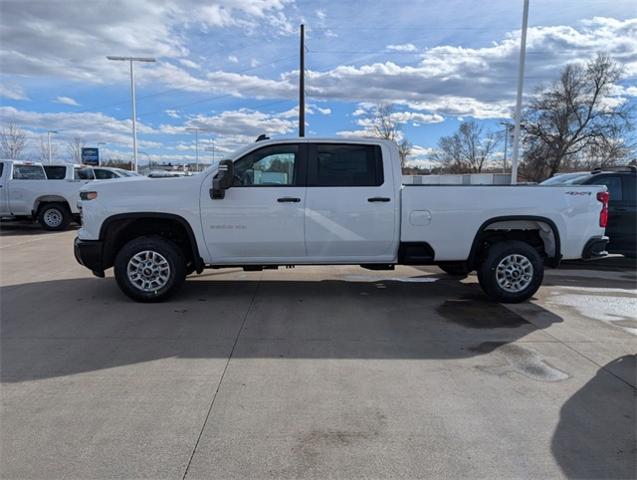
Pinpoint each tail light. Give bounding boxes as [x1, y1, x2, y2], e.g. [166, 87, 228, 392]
[597, 191, 609, 228]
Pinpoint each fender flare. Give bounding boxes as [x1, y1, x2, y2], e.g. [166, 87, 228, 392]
[99, 212, 204, 272]
[467, 215, 561, 268]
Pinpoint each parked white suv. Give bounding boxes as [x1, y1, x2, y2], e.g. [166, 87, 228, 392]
[75, 138, 610, 303]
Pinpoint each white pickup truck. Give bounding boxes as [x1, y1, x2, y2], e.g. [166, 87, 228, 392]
[0, 160, 95, 230]
[74, 138, 609, 303]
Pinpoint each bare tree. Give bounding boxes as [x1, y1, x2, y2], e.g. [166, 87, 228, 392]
[39, 136, 58, 163]
[372, 103, 400, 141]
[366, 103, 413, 168]
[397, 139, 412, 169]
[431, 120, 500, 173]
[521, 54, 634, 179]
[67, 136, 86, 163]
[0, 122, 27, 159]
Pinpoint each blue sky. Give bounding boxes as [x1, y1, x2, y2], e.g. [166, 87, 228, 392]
[1, 0, 636, 166]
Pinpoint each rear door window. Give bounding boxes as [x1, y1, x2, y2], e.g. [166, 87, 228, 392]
[308, 143, 383, 187]
[43, 166, 67, 179]
[12, 165, 46, 179]
[74, 167, 95, 180]
[94, 168, 118, 179]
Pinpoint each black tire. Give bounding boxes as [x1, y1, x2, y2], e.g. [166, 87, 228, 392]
[114, 235, 187, 302]
[478, 240, 543, 303]
[37, 203, 71, 231]
[437, 262, 470, 276]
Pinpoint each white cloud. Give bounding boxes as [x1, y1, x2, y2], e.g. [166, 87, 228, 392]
[165, 109, 181, 118]
[0, 0, 295, 82]
[386, 43, 417, 52]
[0, 84, 28, 100]
[316, 107, 332, 115]
[178, 58, 201, 70]
[54, 96, 80, 106]
[0, 106, 161, 149]
[228, 55, 239, 63]
[128, 17, 637, 120]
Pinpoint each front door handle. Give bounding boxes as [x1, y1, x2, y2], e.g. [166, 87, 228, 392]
[368, 197, 391, 202]
[277, 197, 301, 203]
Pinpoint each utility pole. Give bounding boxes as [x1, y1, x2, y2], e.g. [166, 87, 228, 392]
[106, 56, 156, 172]
[509, 0, 529, 184]
[299, 23, 305, 137]
[47, 130, 58, 164]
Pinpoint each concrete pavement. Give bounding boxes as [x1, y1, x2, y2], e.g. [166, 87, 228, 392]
[1, 224, 635, 479]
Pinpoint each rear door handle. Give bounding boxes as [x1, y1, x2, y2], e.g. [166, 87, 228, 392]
[277, 197, 301, 203]
[368, 197, 391, 202]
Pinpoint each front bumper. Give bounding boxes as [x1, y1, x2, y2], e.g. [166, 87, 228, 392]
[74, 237, 105, 277]
[582, 236, 609, 259]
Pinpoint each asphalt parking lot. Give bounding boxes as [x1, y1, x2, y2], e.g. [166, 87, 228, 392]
[1, 223, 635, 479]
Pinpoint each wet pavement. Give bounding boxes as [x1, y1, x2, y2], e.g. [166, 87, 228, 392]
[1, 224, 635, 479]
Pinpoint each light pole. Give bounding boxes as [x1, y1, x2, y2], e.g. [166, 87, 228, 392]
[47, 130, 59, 164]
[97, 142, 106, 165]
[185, 127, 214, 172]
[509, 0, 530, 184]
[139, 151, 152, 173]
[185, 127, 199, 172]
[204, 139, 216, 165]
[499, 122, 512, 173]
[106, 56, 156, 172]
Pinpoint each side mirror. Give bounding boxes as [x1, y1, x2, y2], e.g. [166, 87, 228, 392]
[210, 160, 234, 199]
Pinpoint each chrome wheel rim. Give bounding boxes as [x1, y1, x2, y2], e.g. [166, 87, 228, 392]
[495, 254, 534, 293]
[43, 208, 63, 228]
[126, 250, 171, 292]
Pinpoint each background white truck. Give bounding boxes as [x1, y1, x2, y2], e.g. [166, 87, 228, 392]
[0, 160, 93, 230]
[75, 138, 610, 303]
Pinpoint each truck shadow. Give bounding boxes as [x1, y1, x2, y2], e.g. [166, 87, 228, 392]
[551, 355, 636, 479]
[0, 221, 79, 236]
[1, 274, 563, 383]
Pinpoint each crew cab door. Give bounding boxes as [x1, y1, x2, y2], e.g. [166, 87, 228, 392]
[304, 143, 397, 261]
[200, 143, 307, 262]
[7, 164, 47, 215]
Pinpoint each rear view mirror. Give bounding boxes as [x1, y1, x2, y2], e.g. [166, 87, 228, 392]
[210, 160, 234, 199]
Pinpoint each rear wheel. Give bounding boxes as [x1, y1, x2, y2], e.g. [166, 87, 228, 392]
[114, 235, 187, 302]
[478, 240, 543, 303]
[37, 203, 71, 231]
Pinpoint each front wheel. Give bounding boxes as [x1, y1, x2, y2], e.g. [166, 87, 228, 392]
[478, 240, 543, 303]
[114, 235, 187, 302]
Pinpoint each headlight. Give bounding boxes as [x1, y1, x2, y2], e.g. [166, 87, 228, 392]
[80, 191, 98, 201]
